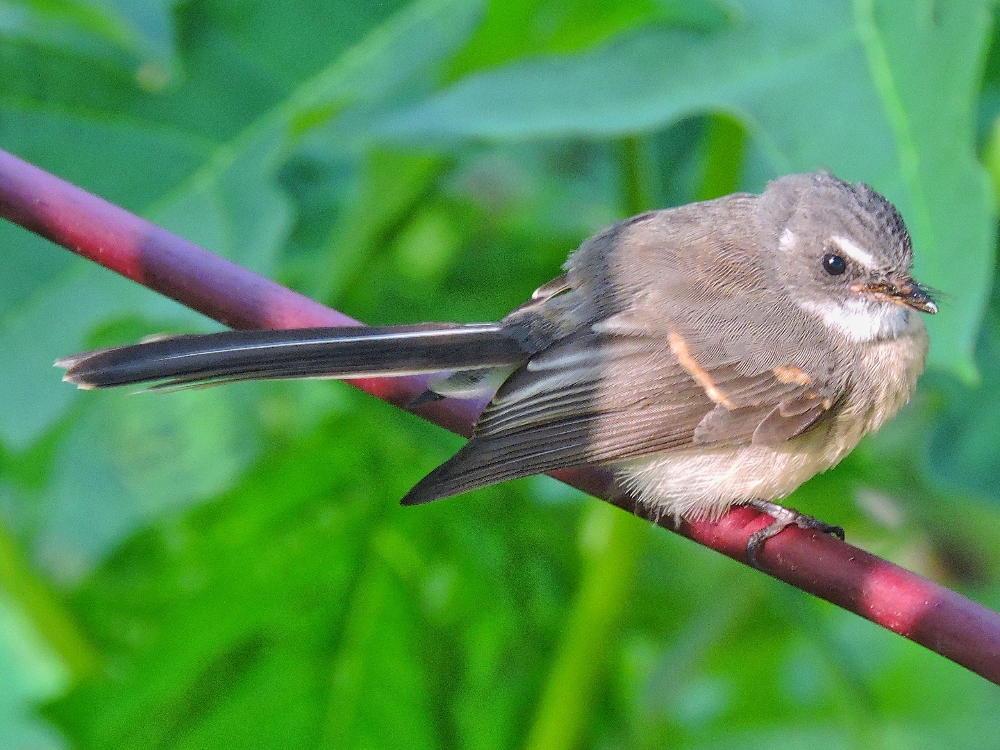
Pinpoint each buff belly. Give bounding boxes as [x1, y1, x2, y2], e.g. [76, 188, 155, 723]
[617, 313, 929, 523]
[615, 436, 845, 522]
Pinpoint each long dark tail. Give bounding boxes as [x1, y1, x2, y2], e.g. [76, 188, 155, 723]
[58, 323, 531, 390]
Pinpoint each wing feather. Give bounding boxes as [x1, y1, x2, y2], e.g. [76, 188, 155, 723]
[402, 321, 844, 505]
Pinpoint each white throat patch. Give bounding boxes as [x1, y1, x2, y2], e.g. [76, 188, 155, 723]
[800, 296, 910, 343]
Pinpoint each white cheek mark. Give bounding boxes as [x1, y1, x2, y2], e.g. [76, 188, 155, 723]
[831, 235, 876, 268]
[779, 228, 796, 252]
[800, 297, 909, 343]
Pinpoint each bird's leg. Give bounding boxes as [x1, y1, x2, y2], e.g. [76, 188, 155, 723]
[742, 499, 845, 569]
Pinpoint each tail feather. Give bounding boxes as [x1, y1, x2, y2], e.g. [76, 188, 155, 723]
[58, 323, 531, 390]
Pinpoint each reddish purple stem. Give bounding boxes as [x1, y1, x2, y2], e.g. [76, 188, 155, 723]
[2, 147, 998, 683]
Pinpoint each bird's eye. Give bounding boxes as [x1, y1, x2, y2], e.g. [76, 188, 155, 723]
[822, 253, 847, 276]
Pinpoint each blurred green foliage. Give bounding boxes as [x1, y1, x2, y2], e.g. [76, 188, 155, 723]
[2, 0, 1000, 748]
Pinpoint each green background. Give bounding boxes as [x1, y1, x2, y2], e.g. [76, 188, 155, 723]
[3, 0, 1000, 747]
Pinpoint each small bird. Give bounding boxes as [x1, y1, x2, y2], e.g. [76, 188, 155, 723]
[58, 173, 937, 564]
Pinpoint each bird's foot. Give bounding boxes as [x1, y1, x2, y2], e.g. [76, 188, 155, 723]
[742, 499, 844, 569]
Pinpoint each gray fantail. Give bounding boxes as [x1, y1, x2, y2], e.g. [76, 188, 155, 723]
[58, 173, 937, 563]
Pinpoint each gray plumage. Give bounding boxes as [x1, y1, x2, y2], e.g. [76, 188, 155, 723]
[59, 173, 935, 525]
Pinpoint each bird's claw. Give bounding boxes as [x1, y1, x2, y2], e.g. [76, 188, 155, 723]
[743, 499, 844, 569]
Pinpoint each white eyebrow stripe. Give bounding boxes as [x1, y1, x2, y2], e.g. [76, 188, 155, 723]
[831, 235, 876, 268]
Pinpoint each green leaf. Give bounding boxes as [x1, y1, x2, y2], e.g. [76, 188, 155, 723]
[0, 0, 483, 447]
[925, 288, 1000, 502]
[42, 407, 388, 750]
[444, 0, 723, 77]
[40, 398, 566, 750]
[0, 0, 178, 75]
[35, 387, 261, 583]
[0, 587, 71, 750]
[321, 557, 438, 750]
[0, 263, 201, 449]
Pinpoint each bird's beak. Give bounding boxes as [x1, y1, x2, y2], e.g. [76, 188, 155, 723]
[861, 279, 938, 314]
